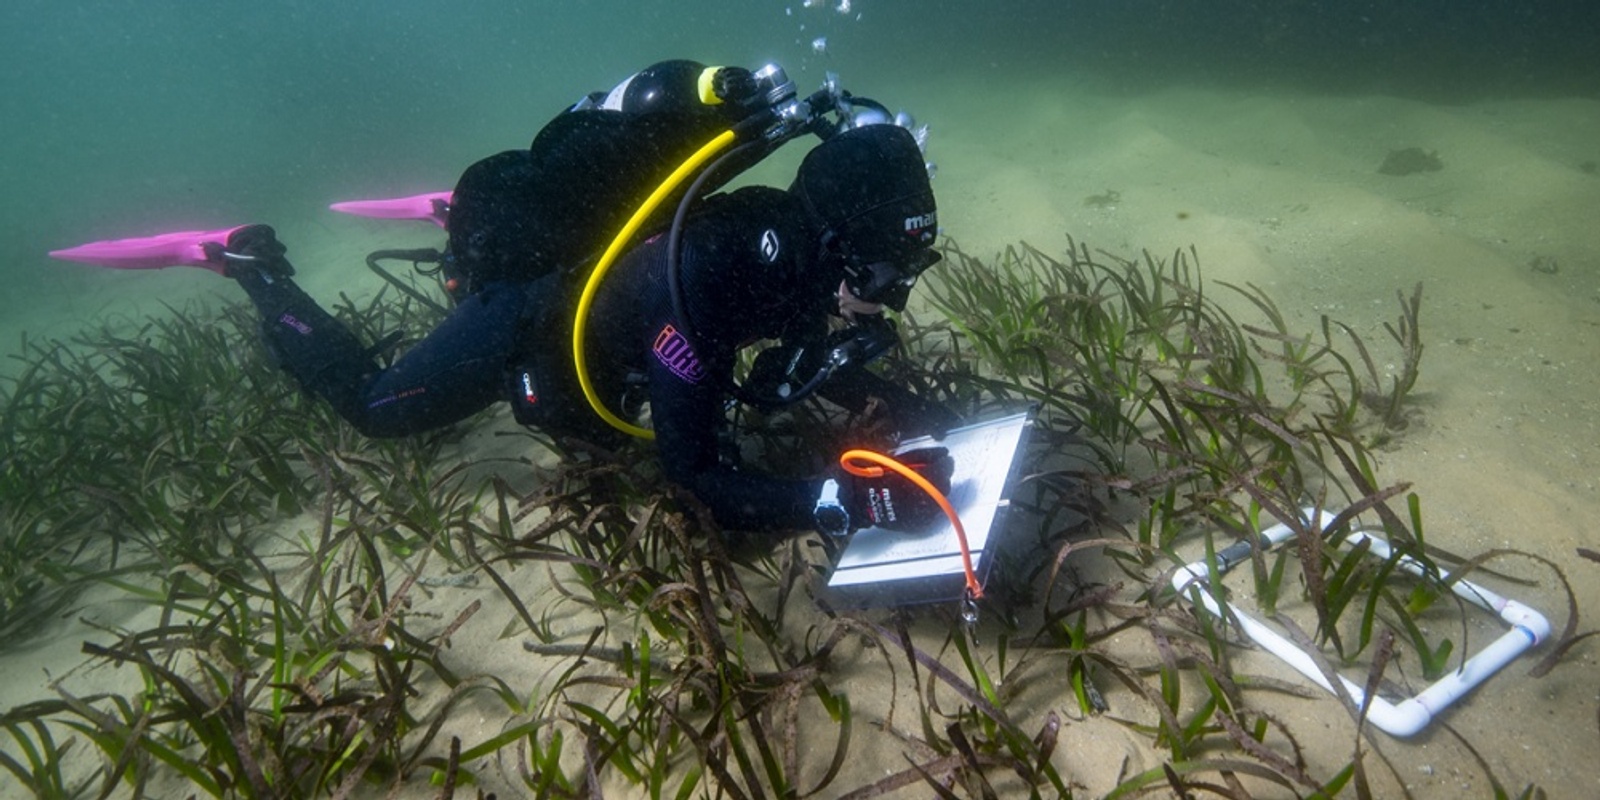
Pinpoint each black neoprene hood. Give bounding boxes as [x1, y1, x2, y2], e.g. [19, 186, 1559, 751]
[793, 124, 937, 262]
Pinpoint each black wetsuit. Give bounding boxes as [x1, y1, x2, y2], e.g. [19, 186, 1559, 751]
[233, 77, 740, 440]
[229, 74, 945, 532]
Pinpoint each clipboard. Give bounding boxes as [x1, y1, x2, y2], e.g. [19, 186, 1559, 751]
[825, 411, 1033, 607]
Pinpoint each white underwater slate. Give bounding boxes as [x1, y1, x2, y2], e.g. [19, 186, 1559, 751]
[827, 411, 1032, 607]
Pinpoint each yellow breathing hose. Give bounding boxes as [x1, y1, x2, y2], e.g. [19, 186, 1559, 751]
[572, 128, 739, 440]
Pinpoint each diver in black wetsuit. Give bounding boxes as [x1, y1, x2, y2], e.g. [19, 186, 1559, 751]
[227, 60, 763, 441]
[205, 60, 958, 535]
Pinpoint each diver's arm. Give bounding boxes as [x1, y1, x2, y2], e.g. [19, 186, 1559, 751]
[634, 222, 819, 532]
[773, 315, 962, 440]
[646, 343, 819, 532]
[816, 364, 961, 440]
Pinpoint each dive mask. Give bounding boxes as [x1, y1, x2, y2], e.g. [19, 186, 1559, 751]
[841, 247, 941, 311]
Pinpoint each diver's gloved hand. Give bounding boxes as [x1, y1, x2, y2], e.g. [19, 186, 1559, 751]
[839, 446, 955, 532]
[744, 342, 807, 405]
[711, 66, 761, 108]
[206, 224, 295, 280]
[823, 316, 899, 370]
[895, 396, 963, 441]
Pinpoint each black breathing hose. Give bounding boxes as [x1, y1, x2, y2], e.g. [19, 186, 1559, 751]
[664, 138, 827, 410]
[364, 248, 449, 316]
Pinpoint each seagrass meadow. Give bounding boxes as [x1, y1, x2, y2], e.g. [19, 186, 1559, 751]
[2, 236, 1593, 799]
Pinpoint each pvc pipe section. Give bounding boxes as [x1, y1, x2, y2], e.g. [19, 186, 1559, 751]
[1171, 507, 1550, 737]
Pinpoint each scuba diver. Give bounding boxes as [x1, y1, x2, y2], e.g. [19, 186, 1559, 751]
[50, 59, 958, 536]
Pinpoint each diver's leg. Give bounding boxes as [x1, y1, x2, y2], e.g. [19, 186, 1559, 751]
[350, 281, 528, 437]
[225, 226, 532, 438]
[221, 226, 381, 425]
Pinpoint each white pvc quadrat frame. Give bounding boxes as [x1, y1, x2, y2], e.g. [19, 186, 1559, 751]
[1171, 507, 1551, 737]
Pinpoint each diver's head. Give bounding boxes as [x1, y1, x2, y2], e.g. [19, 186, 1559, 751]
[793, 124, 939, 312]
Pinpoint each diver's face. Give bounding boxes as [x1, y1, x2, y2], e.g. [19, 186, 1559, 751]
[836, 280, 883, 321]
[838, 247, 940, 312]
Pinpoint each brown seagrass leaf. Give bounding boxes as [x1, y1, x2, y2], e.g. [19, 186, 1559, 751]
[946, 723, 1002, 799]
[432, 736, 460, 800]
[1163, 762, 1195, 799]
[434, 599, 481, 653]
[1356, 629, 1395, 735]
[1044, 536, 1148, 608]
[1032, 710, 1061, 779]
[1214, 711, 1315, 788]
[866, 620, 1015, 730]
[836, 754, 967, 800]
[1275, 616, 1360, 724]
[1317, 483, 1413, 547]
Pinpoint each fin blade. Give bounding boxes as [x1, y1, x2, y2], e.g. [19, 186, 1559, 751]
[328, 191, 451, 228]
[48, 225, 247, 273]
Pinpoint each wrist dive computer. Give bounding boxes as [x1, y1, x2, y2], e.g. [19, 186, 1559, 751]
[813, 478, 851, 537]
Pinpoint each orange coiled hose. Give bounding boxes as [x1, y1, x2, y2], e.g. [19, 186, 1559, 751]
[838, 449, 983, 600]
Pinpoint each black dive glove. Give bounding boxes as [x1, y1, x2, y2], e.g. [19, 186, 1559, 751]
[895, 396, 963, 441]
[711, 66, 761, 108]
[829, 447, 955, 533]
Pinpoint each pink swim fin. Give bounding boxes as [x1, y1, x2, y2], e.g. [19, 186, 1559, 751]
[328, 191, 452, 228]
[48, 225, 249, 275]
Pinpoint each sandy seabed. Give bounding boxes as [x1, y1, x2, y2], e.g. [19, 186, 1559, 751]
[4, 77, 1599, 797]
